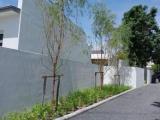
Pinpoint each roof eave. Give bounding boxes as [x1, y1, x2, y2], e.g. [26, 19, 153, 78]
[0, 5, 20, 14]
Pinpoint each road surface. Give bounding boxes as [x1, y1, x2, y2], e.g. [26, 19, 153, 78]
[69, 84, 160, 120]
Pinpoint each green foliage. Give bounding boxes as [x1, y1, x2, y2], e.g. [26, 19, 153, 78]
[91, 3, 115, 87]
[45, 0, 88, 32]
[2, 103, 53, 120]
[152, 30, 160, 64]
[122, 5, 159, 67]
[151, 64, 157, 73]
[92, 3, 115, 38]
[151, 64, 160, 73]
[109, 24, 131, 60]
[1, 85, 130, 120]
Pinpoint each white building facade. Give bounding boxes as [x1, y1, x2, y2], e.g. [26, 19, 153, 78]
[0, 6, 20, 49]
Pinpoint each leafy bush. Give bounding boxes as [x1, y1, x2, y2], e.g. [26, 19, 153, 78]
[1, 103, 53, 120]
[151, 64, 160, 73]
[1, 85, 130, 120]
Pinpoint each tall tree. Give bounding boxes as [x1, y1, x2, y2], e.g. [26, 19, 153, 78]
[122, 5, 158, 67]
[152, 30, 160, 64]
[92, 3, 115, 87]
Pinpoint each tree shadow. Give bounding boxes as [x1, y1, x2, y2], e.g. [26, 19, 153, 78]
[151, 102, 160, 120]
[151, 102, 160, 108]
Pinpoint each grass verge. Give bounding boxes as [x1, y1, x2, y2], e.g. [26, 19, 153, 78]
[1, 85, 130, 120]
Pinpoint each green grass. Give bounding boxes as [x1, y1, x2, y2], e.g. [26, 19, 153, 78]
[1, 85, 130, 120]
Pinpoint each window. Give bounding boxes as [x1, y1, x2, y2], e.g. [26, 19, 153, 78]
[0, 34, 3, 46]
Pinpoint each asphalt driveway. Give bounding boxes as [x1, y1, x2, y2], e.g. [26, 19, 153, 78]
[68, 84, 160, 120]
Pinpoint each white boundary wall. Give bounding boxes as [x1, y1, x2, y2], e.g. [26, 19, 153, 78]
[147, 69, 153, 84]
[104, 66, 153, 88]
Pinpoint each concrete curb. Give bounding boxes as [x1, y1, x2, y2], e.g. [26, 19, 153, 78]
[55, 87, 137, 120]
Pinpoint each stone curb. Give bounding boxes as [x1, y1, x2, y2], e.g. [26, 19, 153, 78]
[55, 87, 139, 120]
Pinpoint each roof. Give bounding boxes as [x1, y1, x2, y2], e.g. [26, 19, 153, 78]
[0, 5, 20, 13]
[92, 50, 104, 54]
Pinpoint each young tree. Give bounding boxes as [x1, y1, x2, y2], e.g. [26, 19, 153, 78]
[122, 5, 158, 67]
[38, 0, 88, 107]
[109, 24, 131, 84]
[110, 24, 131, 58]
[91, 3, 115, 88]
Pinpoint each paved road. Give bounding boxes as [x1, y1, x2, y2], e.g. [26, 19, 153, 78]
[69, 84, 160, 120]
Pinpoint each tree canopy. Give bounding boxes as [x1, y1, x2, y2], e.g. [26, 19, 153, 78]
[92, 3, 115, 39]
[109, 24, 131, 60]
[152, 30, 160, 64]
[122, 5, 159, 67]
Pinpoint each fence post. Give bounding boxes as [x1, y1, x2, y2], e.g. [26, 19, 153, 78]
[95, 72, 97, 88]
[42, 76, 47, 106]
[55, 75, 61, 111]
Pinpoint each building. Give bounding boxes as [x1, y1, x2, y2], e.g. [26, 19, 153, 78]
[0, 0, 90, 63]
[91, 50, 108, 65]
[0, 5, 20, 49]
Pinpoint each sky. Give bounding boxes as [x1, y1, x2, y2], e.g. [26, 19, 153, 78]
[0, 0, 17, 6]
[0, 0, 160, 43]
[78, 0, 160, 44]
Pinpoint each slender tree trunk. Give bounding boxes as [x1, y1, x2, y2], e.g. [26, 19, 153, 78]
[51, 0, 64, 109]
[116, 58, 120, 85]
[144, 66, 147, 84]
[100, 38, 103, 88]
[51, 44, 61, 108]
[100, 64, 104, 88]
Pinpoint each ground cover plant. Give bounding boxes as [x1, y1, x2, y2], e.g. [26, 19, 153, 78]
[1, 85, 130, 120]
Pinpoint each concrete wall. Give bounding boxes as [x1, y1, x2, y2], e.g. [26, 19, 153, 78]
[147, 69, 153, 84]
[18, 0, 91, 63]
[18, 0, 23, 9]
[0, 14, 20, 49]
[104, 66, 146, 88]
[18, 0, 45, 53]
[0, 48, 97, 116]
[136, 67, 145, 88]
